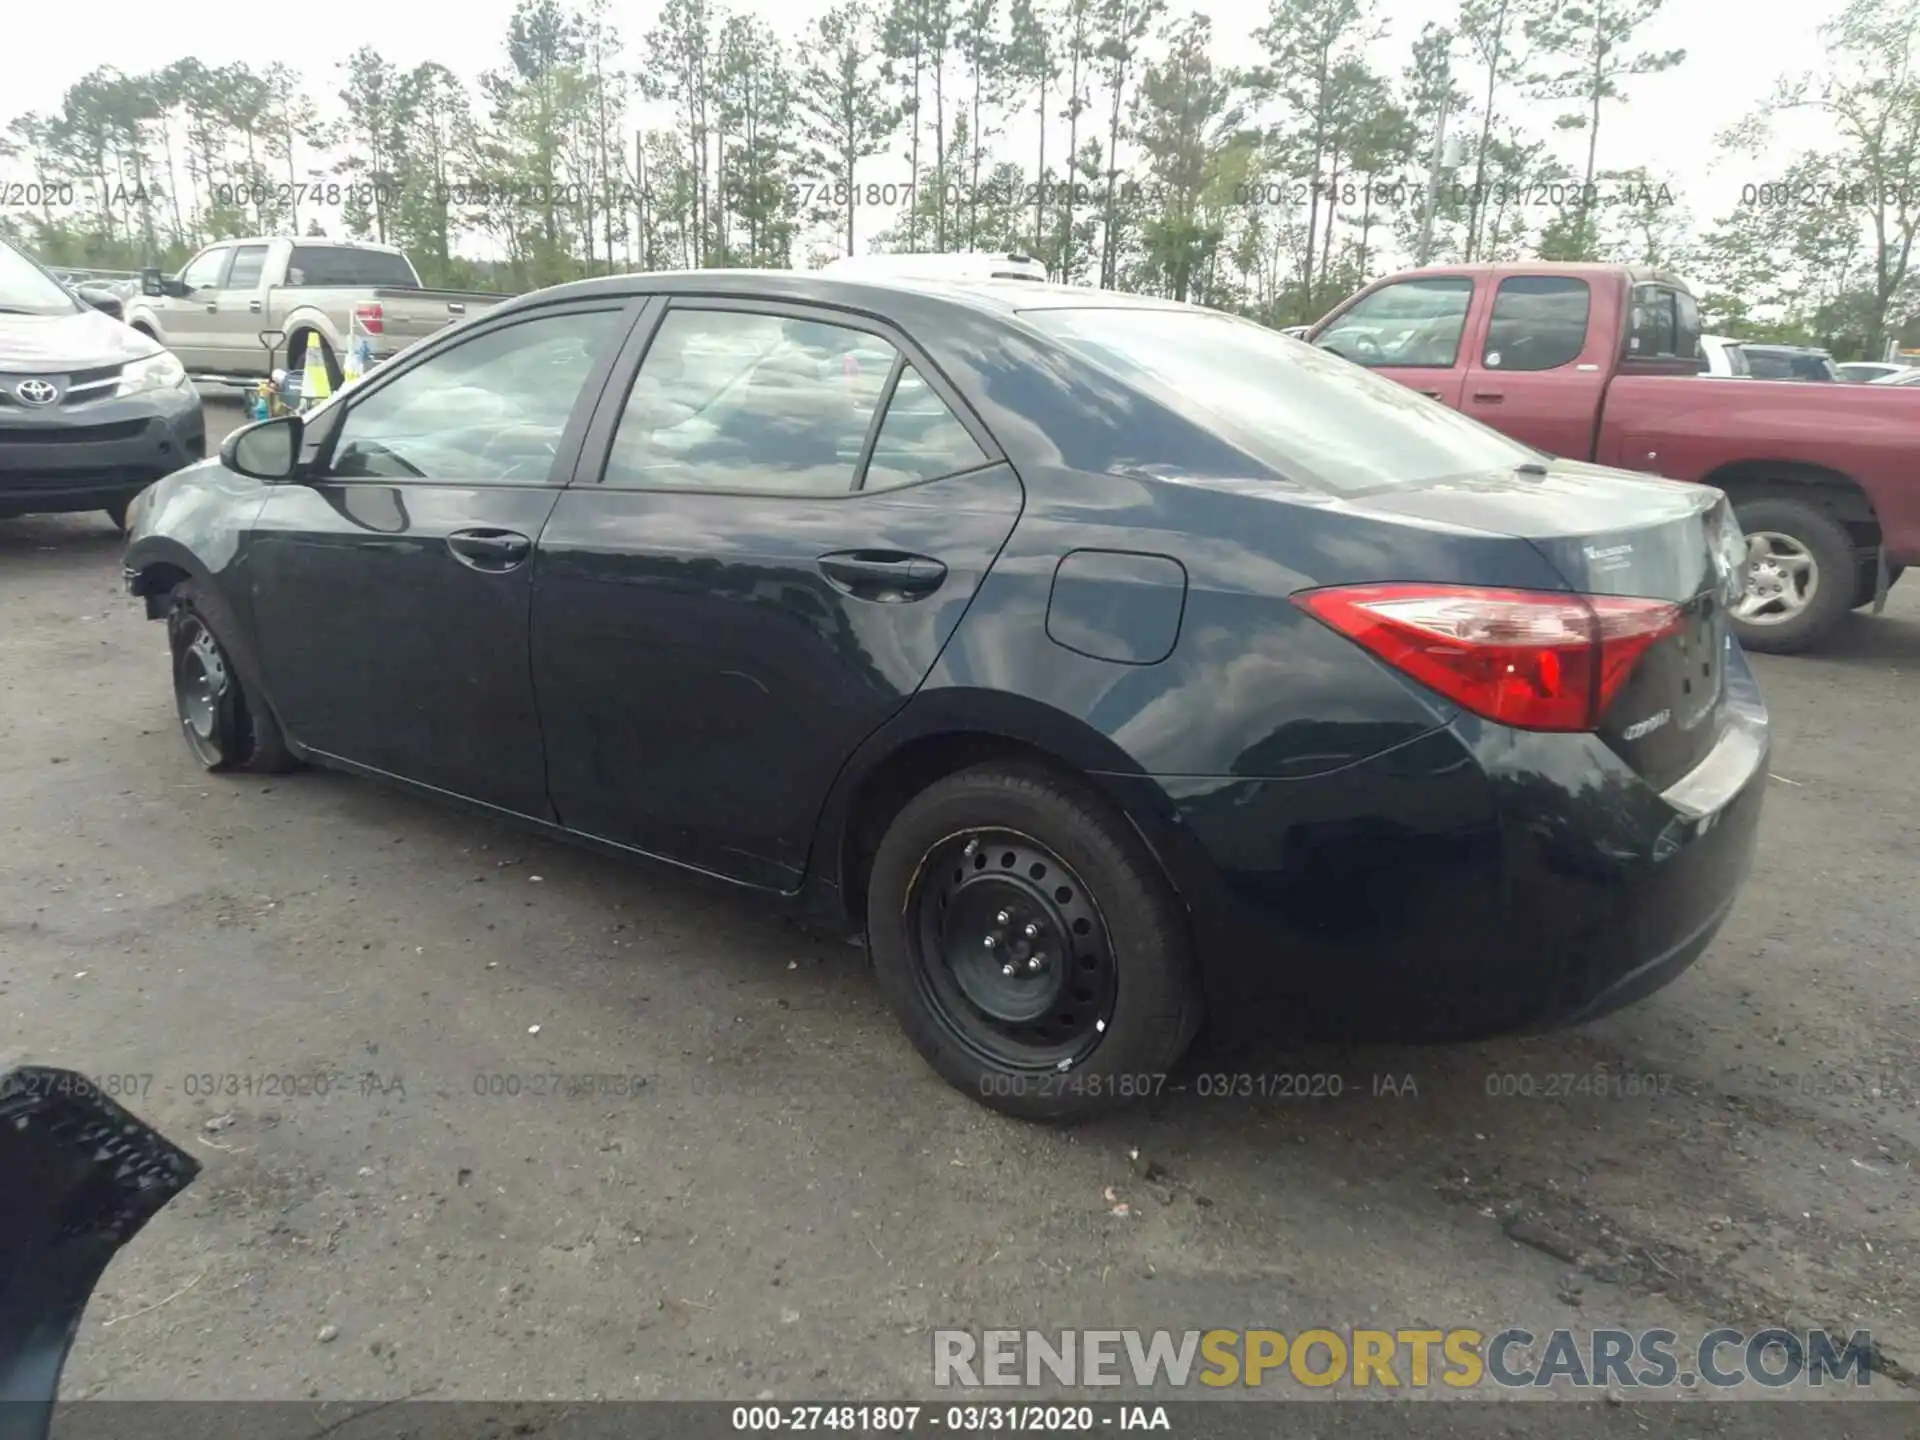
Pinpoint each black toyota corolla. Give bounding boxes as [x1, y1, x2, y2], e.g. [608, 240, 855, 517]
[122, 269, 1768, 1121]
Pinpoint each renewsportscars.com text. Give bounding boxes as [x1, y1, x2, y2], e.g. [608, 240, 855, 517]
[931, 1327, 1877, 1391]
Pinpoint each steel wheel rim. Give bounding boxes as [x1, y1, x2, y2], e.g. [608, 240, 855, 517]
[1735, 530, 1818, 625]
[905, 827, 1118, 1071]
[175, 619, 229, 763]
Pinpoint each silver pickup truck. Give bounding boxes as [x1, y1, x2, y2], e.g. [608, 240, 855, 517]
[124, 237, 512, 386]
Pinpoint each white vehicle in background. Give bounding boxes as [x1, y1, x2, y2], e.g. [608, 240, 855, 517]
[1699, 334, 1751, 377]
[1837, 360, 1910, 382]
[822, 251, 1049, 284]
[1869, 366, 1920, 386]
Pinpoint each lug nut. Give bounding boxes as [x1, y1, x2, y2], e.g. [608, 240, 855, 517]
[983, 935, 996, 949]
[1001, 962, 1017, 976]
[1023, 922, 1039, 938]
[996, 910, 1010, 925]
[1026, 956, 1042, 971]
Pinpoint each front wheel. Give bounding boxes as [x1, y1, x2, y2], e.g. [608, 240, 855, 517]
[866, 764, 1201, 1123]
[1729, 497, 1856, 654]
[167, 582, 297, 773]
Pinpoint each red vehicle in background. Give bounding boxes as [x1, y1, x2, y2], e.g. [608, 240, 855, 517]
[1305, 263, 1918, 653]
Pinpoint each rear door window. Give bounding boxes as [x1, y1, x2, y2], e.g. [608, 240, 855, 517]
[861, 365, 989, 489]
[1482, 277, 1589, 371]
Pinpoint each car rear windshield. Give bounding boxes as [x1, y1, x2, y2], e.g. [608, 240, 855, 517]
[287, 246, 419, 288]
[1021, 305, 1538, 494]
[0, 240, 81, 317]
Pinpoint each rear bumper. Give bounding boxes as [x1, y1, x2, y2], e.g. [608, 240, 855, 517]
[1101, 655, 1770, 1043]
[0, 385, 203, 516]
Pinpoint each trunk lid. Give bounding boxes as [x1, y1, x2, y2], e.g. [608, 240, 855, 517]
[1345, 460, 1741, 792]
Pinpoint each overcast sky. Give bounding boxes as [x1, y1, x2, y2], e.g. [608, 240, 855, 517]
[0, 0, 1855, 255]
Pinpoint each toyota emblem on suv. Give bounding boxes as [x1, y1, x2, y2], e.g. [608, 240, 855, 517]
[13, 378, 57, 406]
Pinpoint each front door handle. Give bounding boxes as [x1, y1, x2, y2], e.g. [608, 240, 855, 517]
[817, 550, 947, 601]
[249, 299, 262, 313]
[447, 528, 532, 571]
[204, 302, 218, 313]
[1417, 388, 1444, 399]
[1472, 390, 1506, 403]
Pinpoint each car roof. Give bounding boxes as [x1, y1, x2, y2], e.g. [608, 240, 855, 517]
[507, 268, 1198, 320]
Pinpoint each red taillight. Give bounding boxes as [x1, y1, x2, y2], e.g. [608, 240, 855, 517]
[353, 302, 385, 335]
[1292, 583, 1683, 732]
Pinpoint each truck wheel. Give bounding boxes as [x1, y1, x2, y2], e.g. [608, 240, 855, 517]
[865, 762, 1201, 1124]
[1852, 559, 1906, 609]
[1730, 497, 1856, 654]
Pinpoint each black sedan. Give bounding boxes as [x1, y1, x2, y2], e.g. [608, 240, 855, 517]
[123, 269, 1769, 1121]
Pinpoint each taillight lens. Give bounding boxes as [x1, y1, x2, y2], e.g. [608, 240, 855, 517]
[1292, 584, 1683, 732]
[354, 302, 385, 335]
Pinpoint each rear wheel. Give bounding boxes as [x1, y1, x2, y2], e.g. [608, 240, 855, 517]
[1729, 497, 1856, 654]
[866, 763, 1200, 1123]
[167, 582, 297, 774]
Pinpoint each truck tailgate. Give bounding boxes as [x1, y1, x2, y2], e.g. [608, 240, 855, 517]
[371, 289, 511, 346]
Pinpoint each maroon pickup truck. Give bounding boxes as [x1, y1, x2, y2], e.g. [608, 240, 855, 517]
[1306, 262, 1918, 653]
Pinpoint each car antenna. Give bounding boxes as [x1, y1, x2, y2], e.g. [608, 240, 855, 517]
[1515, 460, 1549, 477]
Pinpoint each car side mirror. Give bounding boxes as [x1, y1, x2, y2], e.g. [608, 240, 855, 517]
[221, 413, 304, 482]
[77, 287, 123, 321]
[140, 267, 165, 298]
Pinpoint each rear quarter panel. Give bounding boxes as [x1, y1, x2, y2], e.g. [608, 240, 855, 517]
[1597, 374, 1920, 557]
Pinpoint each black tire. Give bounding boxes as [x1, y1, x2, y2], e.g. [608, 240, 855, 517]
[1729, 496, 1856, 654]
[103, 499, 129, 532]
[866, 762, 1201, 1123]
[1852, 558, 1906, 610]
[166, 580, 297, 774]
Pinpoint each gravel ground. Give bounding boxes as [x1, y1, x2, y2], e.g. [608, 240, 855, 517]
[3, 398, 1917, 1412]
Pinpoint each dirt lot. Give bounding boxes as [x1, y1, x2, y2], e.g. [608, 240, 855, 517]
[4, 397, 1918, 1409]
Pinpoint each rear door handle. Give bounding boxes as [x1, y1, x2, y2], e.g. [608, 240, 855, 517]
[1417, 389, 1444, 399]
[817, 550, 947, 601]
[447, 528, 532, 571]
[249, 299, 262, 313]
[448, 302, 466, 315]
[204, 302, 218, 313]
[1472, 390, 1506, 403]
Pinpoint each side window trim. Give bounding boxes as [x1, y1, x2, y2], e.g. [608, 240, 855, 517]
[851, 353, 908, 492]
[307, 298, 649, 487]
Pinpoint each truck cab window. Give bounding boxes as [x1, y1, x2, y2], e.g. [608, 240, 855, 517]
[1483, 277, 1590, 371]
[225, 245, 270, 290]
[1314, 277, 1474, 369]
[1628, 284, 1686, 359]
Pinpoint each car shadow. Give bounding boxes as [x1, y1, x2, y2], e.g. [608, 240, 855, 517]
[0, 512, 126, 556]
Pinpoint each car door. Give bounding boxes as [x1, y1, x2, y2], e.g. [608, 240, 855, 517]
[246, 297, 640, 817]
[1310, 274, 1479, 407]
[160, 244, 233, 370]
[1459, 274, 1608, 459]
[208, 241, 272, 374]
[532, 297, 1024, 891]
